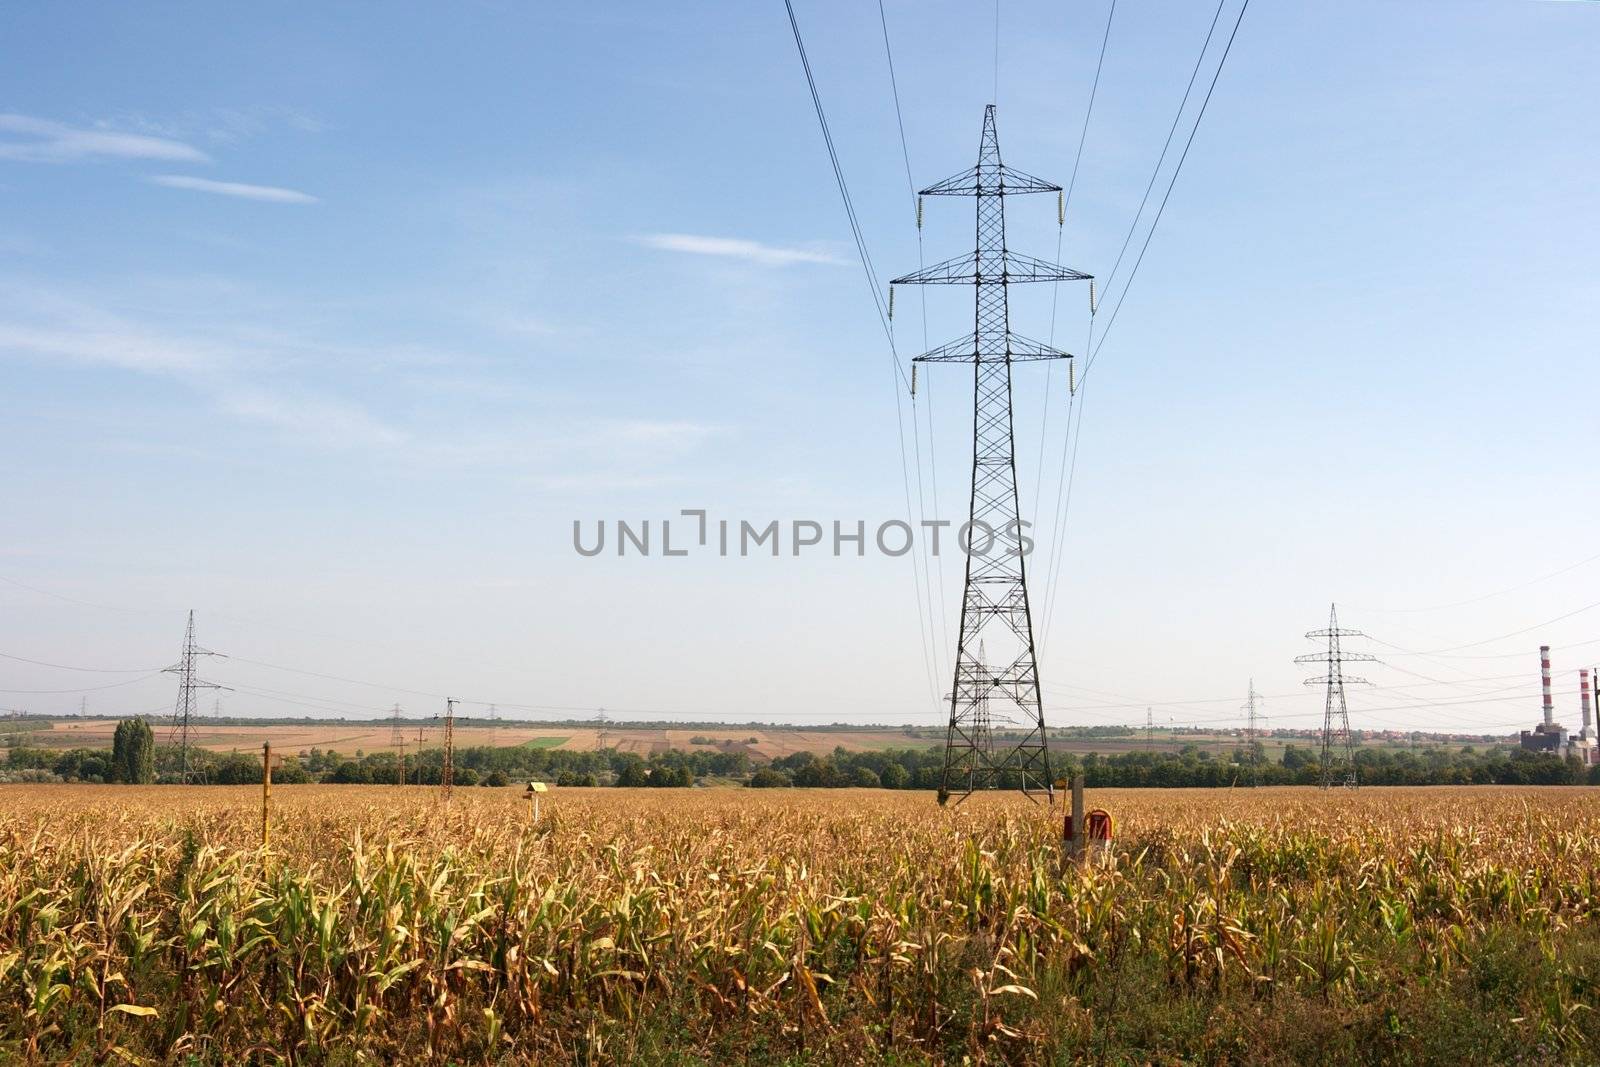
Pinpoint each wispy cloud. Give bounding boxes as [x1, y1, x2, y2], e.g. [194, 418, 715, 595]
[217, 387, 405, 448]
[0, 114, 209, 164]
[0, 284, 399, 449]
[149, 175, 319, 204]
[636, 233, 843, 266]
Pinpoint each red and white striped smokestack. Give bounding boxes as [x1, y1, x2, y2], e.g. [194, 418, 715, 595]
[1541, 645, 1554, 727]
[1582, 669, 1593, 738]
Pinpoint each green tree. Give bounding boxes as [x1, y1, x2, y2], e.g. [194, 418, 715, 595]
[111, 716, 155, 784]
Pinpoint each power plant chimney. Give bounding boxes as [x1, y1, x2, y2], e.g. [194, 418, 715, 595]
[1582, 669, 1593, 740]
[1541, 645, 1554, 727]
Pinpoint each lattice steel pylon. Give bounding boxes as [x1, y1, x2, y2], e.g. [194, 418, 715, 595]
[389, 704, 406, 786]
[1295, 604, 1375, 789]
[441, 698, 457, 799]
[164, 610, 226, 784]
[892, 106, 1092, 805]
[1241, 679, 1262, 786]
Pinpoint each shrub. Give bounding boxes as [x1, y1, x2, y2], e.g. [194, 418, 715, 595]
[747, 768, 791, 788]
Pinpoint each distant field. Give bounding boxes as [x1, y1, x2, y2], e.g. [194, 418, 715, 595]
[8, 717, 1512, 760]
[11, 718, 939, 758]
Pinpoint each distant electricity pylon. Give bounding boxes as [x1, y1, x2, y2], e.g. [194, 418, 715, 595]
[894, 106, 1093, 805]
[164, 610, 227, 784]
[414, 718, 428, 786]
[389, 704, 406, 786]
[1242, 679, 1263, 785]
[1295, 604, 1374, 789]
[441, 698, 457, 799]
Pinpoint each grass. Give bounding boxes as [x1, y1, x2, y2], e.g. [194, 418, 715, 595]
[1, 785, 1598, 1064]
[519, 735, 570, 750]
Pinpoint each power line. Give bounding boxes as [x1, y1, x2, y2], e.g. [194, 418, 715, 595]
[0, 673, 163, 694]
[1094, 0, 1228, 314]
[784, 0, 941, 712]
[1350, 549, 1600, 614]
[1082, 0, 1251, 380]
[1034, 0, 1117, 534]
[1038, 1, 1245, 654]
[877, 0, 949, 699]
[782, 0, 902, 381]
[0, 650, 164, 673]
[1369, 597, 1600, 656]
[1061, 0, 1117, 227]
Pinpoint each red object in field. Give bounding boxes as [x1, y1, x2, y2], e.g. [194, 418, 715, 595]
[1063, 809, 1115, 842]
[1086, 809, 1113, 841]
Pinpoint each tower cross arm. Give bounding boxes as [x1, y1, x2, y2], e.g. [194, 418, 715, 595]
[918, 163, 1063, 197]
[910, 330, 1074, 364]
[1295, 650, 1378, 665]
[1304, 675, 1373, 687]
[1006, 331, 1076, 362]
[892, 251, 1091, 286]
[997, 252, 1092, 283]
[892, 252, 978, 285]
[1305, 628, 1365, 638]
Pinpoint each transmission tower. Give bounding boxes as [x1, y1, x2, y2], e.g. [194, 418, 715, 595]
[1146, 708, 1154, 751]
[1295, 604, 1375, 789]
[441, 698, 457, 798]
[596, 708, 610, 751]
[389, 704, 406, 785]
[894, 106, 1092, 805]
[163, 610, 227, 784]
[415, 718, 428, 786]
[1241, 679, 1262, 785]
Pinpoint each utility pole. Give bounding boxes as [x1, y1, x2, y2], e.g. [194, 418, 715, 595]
[895, 106, 1092, 805]
[163, 611, 227, 784]
[1295, 604, 1374, 789]
[441, 698, 456, 799]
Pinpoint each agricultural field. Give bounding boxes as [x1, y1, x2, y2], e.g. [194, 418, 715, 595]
[11, 718, 937, 760]
[10, 716, 1505, 764]
[3, 786, 1599, 1064]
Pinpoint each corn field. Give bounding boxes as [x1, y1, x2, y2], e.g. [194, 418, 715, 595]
[3, 785, 1600, 1064]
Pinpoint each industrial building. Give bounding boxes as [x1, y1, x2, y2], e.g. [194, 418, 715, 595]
[1519, 645, 1597, 766]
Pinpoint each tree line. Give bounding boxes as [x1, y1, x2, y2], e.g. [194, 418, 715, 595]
[3, 717, 1596, 788]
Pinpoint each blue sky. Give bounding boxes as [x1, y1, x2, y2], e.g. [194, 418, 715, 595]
[3, 1, 1598, 735]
